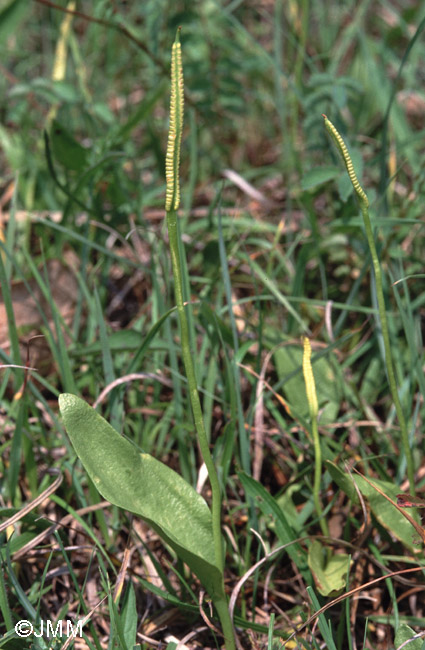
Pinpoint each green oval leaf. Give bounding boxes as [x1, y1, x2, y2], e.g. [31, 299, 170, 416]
[394, 624, 423, 650]
[354, 475, 419, 552]
[59, 394, 224, 599]
[308, 539, 351, 596]
[50, 119, 88, 171]
[326, 465, 420, 552]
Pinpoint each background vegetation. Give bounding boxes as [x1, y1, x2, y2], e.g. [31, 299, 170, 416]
[1, 0, 425, 648]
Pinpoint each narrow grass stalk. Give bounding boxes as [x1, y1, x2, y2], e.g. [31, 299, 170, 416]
[323, 115, 415, 494]
[302, 337, 329, 537]
[165, 31, 235, 649]
[0, 557, 13, 631]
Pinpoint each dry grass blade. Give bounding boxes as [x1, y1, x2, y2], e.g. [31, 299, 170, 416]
[12, 502, 110, 561]
[0, 470, 62, 534]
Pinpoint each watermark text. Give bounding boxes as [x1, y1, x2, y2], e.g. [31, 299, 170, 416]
[15, 619, 83, 639]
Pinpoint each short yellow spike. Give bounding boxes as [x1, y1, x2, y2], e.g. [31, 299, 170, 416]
[302, 337, 318, 420]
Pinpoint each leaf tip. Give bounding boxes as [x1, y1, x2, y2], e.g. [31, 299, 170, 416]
[58, 393, 75, 413]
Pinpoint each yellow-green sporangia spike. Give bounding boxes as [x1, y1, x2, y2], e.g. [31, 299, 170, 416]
[165, 29, 184, 212]
[322, 114, 369, 208]
[302, 337, 318, 420]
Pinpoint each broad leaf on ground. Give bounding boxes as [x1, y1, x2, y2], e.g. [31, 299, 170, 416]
[59, 394, 224, 600]
[308, 539, 351, 596]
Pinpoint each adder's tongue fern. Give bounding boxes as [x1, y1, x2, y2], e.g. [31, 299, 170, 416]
[164, 30, 236, 649]
[322, 114, 414, 494]
[302, 337, 329, 538]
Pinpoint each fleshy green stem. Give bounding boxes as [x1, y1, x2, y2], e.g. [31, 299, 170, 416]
[323, 115, 415, 494]
[165, 31, 236, 649]
[303, 337, 329, 537]
[166, 209, 223, 570]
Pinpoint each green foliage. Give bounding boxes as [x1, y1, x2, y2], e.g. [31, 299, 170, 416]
[394, 624, 424, 650]
[354, 475, 420, 552]
[328, 462, 420, 551]
[307, 586, 339, 650]
[1, 2, 425, 648]
[274, 344, 342, 425]
[49, 119, 89, 172]
[307, 540, 351, 597]
[0, 0, 27, 44]
[58, 393, 225, 601]
[238, 472, 308, 572]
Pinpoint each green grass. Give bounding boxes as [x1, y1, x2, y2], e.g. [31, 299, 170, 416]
[1, 1, 425, 649]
